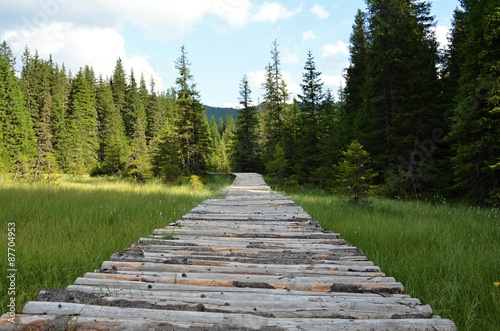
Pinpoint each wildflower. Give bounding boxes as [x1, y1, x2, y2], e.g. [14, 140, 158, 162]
[494, 281, 500, 288]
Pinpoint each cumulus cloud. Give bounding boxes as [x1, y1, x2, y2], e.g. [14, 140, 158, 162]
[2, 23, 163, 89]
[322, 74, 345, 95]
[2, 0, 255, 40]
[322, 41, 349, 57]
[282, 51, 300, 64]
[247, 70, 266, 94]
[302, 30, 318, 41]
[251, 2, 301, 23]
[310, 4, 330, 19]
[433, 25, 451, 50]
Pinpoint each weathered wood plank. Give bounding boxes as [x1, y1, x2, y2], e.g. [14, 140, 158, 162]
[19, 302, 457, 331]
[98, 260, 384, 276]
[33, 288, 433, 320]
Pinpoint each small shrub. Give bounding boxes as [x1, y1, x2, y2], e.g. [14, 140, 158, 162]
[189, 175, 204, 190]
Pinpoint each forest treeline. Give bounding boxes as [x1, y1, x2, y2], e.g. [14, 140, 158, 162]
[0, 0, 498, 206]
[232, 0, 499, 206]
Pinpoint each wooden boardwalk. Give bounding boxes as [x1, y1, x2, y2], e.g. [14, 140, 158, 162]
[1, 173, 456, 330]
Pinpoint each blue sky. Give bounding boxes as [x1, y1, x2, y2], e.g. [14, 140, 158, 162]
[1, 0, 460, 107]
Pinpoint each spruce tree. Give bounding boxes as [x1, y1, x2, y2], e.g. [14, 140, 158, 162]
[33, 90, 58, 181]
[233, 75, 260, 172]
[0, 42, 36, 178]
[50, 63, 70, 170]
[124, 118, 152, 182]
[124, 69, 147, 139]
[111, 58, 127, 128]
[359, 0, 443, 196]
[174, 46, 211, 175]
[341, 9, 369, 148]
[95, 78, 129, 175]
[297, 50, 324, 183]
[334, 141, 376, 205]
[151, 120, 181, 181]
[448, 0, 500, 205]
[61, 70, 98, 175]
[261, 40, 289, 176]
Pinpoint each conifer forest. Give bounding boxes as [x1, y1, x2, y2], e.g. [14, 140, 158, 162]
[0, 0, 499, 206]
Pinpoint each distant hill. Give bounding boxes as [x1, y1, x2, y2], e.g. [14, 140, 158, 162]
[204, 105, 239, 122]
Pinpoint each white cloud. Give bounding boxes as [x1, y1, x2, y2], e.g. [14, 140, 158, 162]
[282, 71, 301, 100]
[310, 4, 330, 20]
[322, 74, 345, 94]
[433, 25, 451, 50]
[251, 2, 301, 23]
[247, 70, 266, 94]
[302, 30, 318, 41]
[2, 23, 163, 89]
[4, 0, 253, 40]
[212, 0, 252, 26]
[282, 51, 300, 64]
[322, 41, 349, 57]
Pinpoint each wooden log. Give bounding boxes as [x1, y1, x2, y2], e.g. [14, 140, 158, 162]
[19, 302, 458, 331]
[98, 260, 383, 277]
[34, 288, 433, 319]
[80, 271, 405, 294]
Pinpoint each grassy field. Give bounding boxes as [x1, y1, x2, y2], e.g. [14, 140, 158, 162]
[284, 187, 499, 331]
[0, 174, 233, 315]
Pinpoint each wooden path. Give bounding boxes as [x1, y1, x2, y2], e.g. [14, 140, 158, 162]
[1, 173, 456, 330]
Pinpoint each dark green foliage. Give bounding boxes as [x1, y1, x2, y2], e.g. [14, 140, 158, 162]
[94, 78, 129, 175]
[334, 141, 377, 205]
[123, 119, 152, 182]
[111, 58, 127, 128]
[32, 90, 58, 181]
[204, 105, 238, 123]
[60, 70, 98, 175]
[296, 51, 324, 183]
[338, 0, 447, 198]
[448, 0, 500, 206]
[0, 42, 36, 178]
[124, 70, 147, 139]
[174, 46, 212, 176]
[261, 40, 289, 167]
[151, 119, 183, 181]
[232, 75, 260, 172]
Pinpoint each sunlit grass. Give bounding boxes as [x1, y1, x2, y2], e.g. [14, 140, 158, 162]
[285, 187, 499, 331]
[0, 174, 233, 314]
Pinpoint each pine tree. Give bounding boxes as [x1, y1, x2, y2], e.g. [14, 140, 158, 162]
[296, 50, 324, 183]
[111, 58, 127, 128]
[0, 42, 36, 178]
[341, 9, 369, 148]
[358, 0, 443, 196]
[334, 141, 377, 205]
[61, 70, 98, 175]
[124, 118, 152, 182]
[95, 78, 129, 175]
[208, 116, 230, 172]
[261, 40, 289, 178]
[124, 69, 147, 139]
[32, 90, 58, 181]
[174, 46, 211, 176]
[233, 75, 260, 172]
[50, 63, 70, 169]
[151, 119, 183, 181]
[316, 90, 340, 187]
[448, 0, 500, 205]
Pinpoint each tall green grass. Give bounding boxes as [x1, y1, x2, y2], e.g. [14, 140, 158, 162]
[0, 175, 233, 314]
[285, 188, 499, 331]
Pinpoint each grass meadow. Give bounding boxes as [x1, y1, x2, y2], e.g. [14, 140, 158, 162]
[0, 174, 233, 315]
[284, 188, 500, 331]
